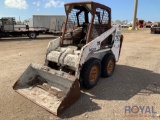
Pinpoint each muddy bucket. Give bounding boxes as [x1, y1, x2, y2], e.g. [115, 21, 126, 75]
[13, 63, 81, 116]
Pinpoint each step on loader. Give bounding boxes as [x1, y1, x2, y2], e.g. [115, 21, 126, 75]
[13, 1, 123, 116]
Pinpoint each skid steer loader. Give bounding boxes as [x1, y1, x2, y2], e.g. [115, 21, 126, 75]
[13, 2, 123, 116]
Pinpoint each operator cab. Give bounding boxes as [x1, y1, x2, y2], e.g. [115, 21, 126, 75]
[61, 2, 112, 49]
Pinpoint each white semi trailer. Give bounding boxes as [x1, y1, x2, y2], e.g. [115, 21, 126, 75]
[32, 15, 66, 35]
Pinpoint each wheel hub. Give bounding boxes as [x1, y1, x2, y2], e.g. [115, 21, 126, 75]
[107, 60, 114, 74]
[89, 65, 99, 82]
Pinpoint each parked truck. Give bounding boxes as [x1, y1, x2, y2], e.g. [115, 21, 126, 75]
[0, 17, 47, 39]
[151, 22, 160, 34]
[146, 21, 153, 28]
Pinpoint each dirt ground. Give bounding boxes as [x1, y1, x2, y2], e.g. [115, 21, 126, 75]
[0, 30, 160, 120]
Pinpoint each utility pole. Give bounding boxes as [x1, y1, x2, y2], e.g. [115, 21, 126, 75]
[132, 0, 138, 30]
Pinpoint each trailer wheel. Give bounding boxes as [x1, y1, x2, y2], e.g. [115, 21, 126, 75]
[81, 58, 101, 89]
[101, 53, 116, 78]
[151, 30, 155, 34]
[29, 32, 37, 39]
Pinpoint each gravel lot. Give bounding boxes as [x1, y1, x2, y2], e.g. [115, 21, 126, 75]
[0, 30, 160, 120]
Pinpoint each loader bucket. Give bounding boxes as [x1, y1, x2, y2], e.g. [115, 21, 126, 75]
[13, 63, 81, 116]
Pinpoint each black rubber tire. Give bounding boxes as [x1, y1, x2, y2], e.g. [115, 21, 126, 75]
[29, 32, 37, 39]
[151, 29, 156, 34]
[101, 53, 116, 78]
[81, 58, 101, 89]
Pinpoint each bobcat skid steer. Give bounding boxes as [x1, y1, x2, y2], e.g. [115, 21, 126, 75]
[13, 2, 123, 116]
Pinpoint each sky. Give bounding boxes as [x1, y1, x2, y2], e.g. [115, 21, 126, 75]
[0, 0, 160, 22]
